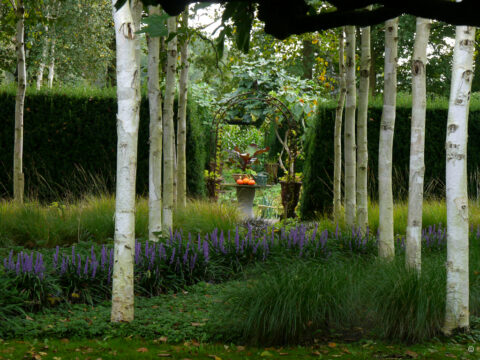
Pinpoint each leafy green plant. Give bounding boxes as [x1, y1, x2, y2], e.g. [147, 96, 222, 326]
[227, 143, 270, 172]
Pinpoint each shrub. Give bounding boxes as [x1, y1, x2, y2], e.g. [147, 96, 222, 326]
[0, 86, 209, 201]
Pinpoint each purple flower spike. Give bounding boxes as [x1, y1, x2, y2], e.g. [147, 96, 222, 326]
[92, 261, 98, 279]
[84, 256, 89, 275]
[197, 233, 202, 252]
[101, 245, 107, 269]
[53, 246, 60, 267]
[90, 245, 96, 262]
[203, 240, 209, 262]
[170, 247, 176, 265]
[72, 246, 76, 266]
[191, 253, 197, 271]
[235, 228, 240, 254]
[77, 255, 82, 276]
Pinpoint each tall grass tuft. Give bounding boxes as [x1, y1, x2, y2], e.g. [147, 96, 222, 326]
[173, 200, 240, 235]
[369, 256, 446, 343]
[219, 260, 361, 345]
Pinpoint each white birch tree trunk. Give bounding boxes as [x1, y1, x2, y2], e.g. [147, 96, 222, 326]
[110, 0, 139, 323]
[36, 30, 48, 90]
[14, 0, 26, 203]
[406, 18, 431, 272]
[147, 5, 163, 242]
[162, 16, 178, 231]
[47, 38, 56, 89]
[444, 25, 476, 335]
[333, 27, 346, 224]
[378, 18, 398, 260]
[344, 25, 356, 228]
[177, 9, 189, 209]
[357, 13, 371, 234]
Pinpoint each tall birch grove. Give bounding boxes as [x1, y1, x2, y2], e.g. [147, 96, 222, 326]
[47, 37, 56, 88]
[110, 0, 139, 323]
[356, 14, 371, 233]
[13, 0, 26, 204]
[147, 5, 163, 242]
[344, 25, 356, 228]
[333, 27, 346, 224]
[406, 18, 431, 272]
[177, 8, 189, 209]
[162, 16, 178, 231]
[444, 25, 476, 335]
[378, 18, 398, 260]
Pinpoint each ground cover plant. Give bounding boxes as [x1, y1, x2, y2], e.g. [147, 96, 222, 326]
[3, 216, 480, 346]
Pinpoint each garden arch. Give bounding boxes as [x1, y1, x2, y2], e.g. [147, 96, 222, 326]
[209, 91, 299, 178]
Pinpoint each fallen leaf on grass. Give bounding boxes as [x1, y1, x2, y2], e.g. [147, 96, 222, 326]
[260, 351, 273, 357]
[444, 354, 456, 358]
[236, 346, 245, 351]
[191, 322, 205, 327]
[137, 348, 149, 353]
[157, 354, 171, 357]
[207, 355, 222, 360]
[26, 315, 34, 321]
[278, 353, 289, 356]
[311, 351, 321, 356]
[328, 342, 337, 348]
[405, 350, 419, 358]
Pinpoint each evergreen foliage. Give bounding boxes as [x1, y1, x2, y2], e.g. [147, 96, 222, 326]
[300, 97, 480, 218]
[0, 87, 208, 200]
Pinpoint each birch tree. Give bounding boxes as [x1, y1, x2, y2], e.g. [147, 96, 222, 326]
[147, 5, 163, 242]
[176, 8, 189, 209]
[110, 0, 140, 323]
[162, 16, 177, 231]
[444, 25, 476, 335]
[13, 0, 26, 203]
[378, 18, 398, 260]
[344, 25, 356, 228]
[333, 27, 346, 223]
[36, 32, 48, 90]
[406, 18, 431, 272]
[47, 37, 55, 88]
[356, 12, 371, 233]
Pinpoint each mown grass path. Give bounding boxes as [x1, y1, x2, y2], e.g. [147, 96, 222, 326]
[0, 338, 478, 359]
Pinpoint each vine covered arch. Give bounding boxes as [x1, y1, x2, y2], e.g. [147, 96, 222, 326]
[210, 91, 300, 179]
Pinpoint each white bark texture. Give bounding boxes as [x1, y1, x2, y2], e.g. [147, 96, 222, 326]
[406, 18, 431, 272]
[147, 5, 163, 242]
[177, 9, 189, 209]
[444, 25, 476, 335]
[14, 0, 26, 203]
[111, 0, 139, 323]
[36, 31, 48, 90]
[357, 17, 371, 233]
[378, 18, 398, 260]
[47, 38, 55, 88]
[333, 28, 346, 224]
[162, 16, 178, 231]
[344, 25, 356, 228]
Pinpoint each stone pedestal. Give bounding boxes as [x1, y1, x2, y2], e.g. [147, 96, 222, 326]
[236, 186, 256, 218]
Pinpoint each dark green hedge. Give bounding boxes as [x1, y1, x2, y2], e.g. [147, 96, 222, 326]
[0, 87, 207, 201]
[300, 100, 480, 218]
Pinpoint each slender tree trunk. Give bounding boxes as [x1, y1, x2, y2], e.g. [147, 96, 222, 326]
[344, 25, 356, 228]
[147, 5, 163, 242]
[406, 18, 431, 272]
[357, 10, 371, 233]
[110, 0, 139, 323]
[177, 9, 189, 209]
[378, 18, 398, 260]
[162, 16, 178, 231]
[47, 38, 56, 88]
[14, 0, 26, 203]
[444, 25, 476, 335]
[333, 27, 346, 223]
[36, 28, 48, 90]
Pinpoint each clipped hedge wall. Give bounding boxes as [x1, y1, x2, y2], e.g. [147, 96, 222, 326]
[0, 87, 207, 201]
[300, 99, 480, 218]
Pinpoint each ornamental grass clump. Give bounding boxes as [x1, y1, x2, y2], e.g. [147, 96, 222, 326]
[219, 260, 360, 345]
